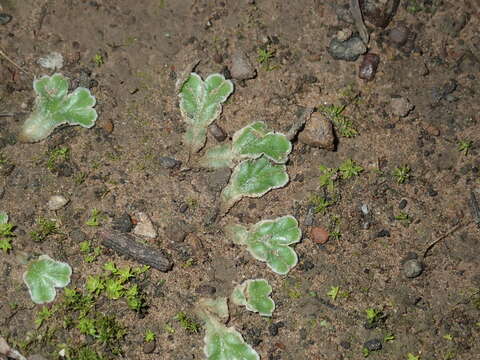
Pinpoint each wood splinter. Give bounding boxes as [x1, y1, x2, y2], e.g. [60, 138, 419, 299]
[100, 230, 173, 272]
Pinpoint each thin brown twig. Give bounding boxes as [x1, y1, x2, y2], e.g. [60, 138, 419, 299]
[0, 48, 34, 78]
[423, 220, 472, 258]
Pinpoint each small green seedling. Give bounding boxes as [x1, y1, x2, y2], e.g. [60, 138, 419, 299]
[407, 353, 420, 360]
[339, 159, 363, 179]
[231, 279, 275, 317]
[179, 72, 234, 153]
[458, 139, 473, 156]
[86, 208, 102, 226]
[20, 73, 97, 142]
[319, 103, 358, 138]
[30, 217, 58, 242]
[197, 297, 259, 360]
[393, 165, 411, 184]
[257, 47, 277, 71]
[23, 255, 72, 304]
[326, 286, 340, 301]
[227, 215, 302, 275]
[319, 165, 337, 192]
[221, 157, 289, 212]
[0, 212, 15, 253]
[309, 194, 334, 214]
[365, 308, 382, 325]
[201, 121, 291, 168]
[384, 333, 395, 342]
[175, 312, 201, 333]
[144, 329, 156, 342]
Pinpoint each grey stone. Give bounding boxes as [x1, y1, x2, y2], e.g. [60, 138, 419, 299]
[0, 13, 12, 25]
[112, 213, 133, 233]
[403, 259, 423, 278]
[327, 36, 367, 61]
[298, 113, 335, 150]
[389, 26, 409, 46]
[230, 49, 256, 80]
[363, 339, 382, 351]
[157, 156, 181, 169]
[143, 340, 156, 354]
[390, 97, 414, 117]
[207, 168, 231, 193]
[133, 212, 157, 238]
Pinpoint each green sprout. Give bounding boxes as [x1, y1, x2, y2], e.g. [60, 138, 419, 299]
[175, 312, 201, 333]
[407, 353, 420, 360]
[365, 308, 382, 324]
[144, 329, 156, 342]
[309, 195, 334, 214]
[257, 47, 277, 71]
[319, 103, 358, 137]
[384, 333, 395, 342]
[362, 347, 370, 358]
[339, 159, 363, 179]
[93, 53, 105, 67]
[30, 217, 58, 242]
[0, 212, 15, 253]
[80, 240, 101, 263]
[35, 306, 56, 328]
[86, 208, 102, 226]
[319, 165, 337, 192]
[20, 73, 97, 143]
[395, 211, 411, 224]
[46, 146, 69, 171]
[393, 165, 411, 184]
[458, 139, 473, 156]
[326, 286, 340, 301]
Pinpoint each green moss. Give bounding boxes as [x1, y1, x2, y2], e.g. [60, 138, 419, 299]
[30, 217, 58, 242]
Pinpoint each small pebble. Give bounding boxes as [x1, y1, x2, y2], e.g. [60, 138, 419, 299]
[363, 339, 382, 351]
[213, 52, 223, 64]
[209, 123, 227, 142]
[389, 26, 409, 46]
[336, 28, 352, 42]
[310, 226, 329, 244]
[230, 49, 256, 80]
[195, 284, 216, 295]
[143, 340, 156, 354]
[327, 36, 367, 61]
[390, 97, 414, 117]
[112, 213, 133, 233]
[398, 199, 407, 209]
[179, 203, 189, 213]
[47, 195, 69, 210]
[157, 156, 181, 169]
[70, 229, 87, 243]
[133, 212, 157, 238]
[403, 259, 424, 278]
[268, 323, 279, 336]
[359, 53, 380, 81]
[298, 113, 335, 150]
[376, 229, 390, 238]
[0, 13, 12, 25]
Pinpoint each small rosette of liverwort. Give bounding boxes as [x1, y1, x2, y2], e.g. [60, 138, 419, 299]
[220, 157, 289, 212]
[20, 73, 97, 142]
[200, 121, 292, 168]
[226, 215, 302, 275]
[231, 279, 275, 317]
[179, 73, 234, 153]
[23, 255, 72, 304]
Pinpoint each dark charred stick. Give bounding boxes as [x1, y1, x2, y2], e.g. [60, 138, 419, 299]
[100, 230, 173, 272]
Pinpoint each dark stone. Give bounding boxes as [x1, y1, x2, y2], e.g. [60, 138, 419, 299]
[427, 187, 438, 197]
[328, 36, 367, 61]
[364, 338, 382, 351]
[112, 213, 133, 233]
[268, 323, 279, 336]
[298, 259, 314, 271]
[179, 203, 188, 213]
[359, 53, 380, 81]
[0, 13, 12, 25]
[376, 229, 390, 238]
[209, 123, 227, 142]
[398, 199, 407, 209]
[360, 0, 400, 28]
[143, 340, 156, 354]
[157, 156, 181, 169]
[340, 340, 351, 349]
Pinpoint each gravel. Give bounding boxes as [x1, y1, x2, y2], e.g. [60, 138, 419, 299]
[327, 36, 367, 61]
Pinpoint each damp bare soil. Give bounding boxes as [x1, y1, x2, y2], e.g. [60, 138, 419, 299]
[1, 1, 479, 359]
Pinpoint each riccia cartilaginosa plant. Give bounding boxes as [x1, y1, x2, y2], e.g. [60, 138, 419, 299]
[20, 73, 97, 142]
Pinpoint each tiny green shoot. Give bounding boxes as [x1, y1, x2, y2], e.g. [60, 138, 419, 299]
[144, 329, 156, 342]
[0, 212, 15, 253]
[93, 53, 105, 67]
[339, 159, 363, 179]
[175, 312, 201, 333]
[326, 286, 340, 301]
[257, 47, 277, 71]
[319, 103, 358, 137]
[458, 139, 473, 156]
[309, 195, 334, 214]
[30, 217, 58, 242]
[365, 308, 382, 324]
[393, 165, 411, 184]
[384, 333, 395, 342]
[407, 353, 420, 360]
[86, 208, 102, 226]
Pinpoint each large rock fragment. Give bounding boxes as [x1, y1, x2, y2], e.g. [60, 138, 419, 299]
[298, 113, 335, 150]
